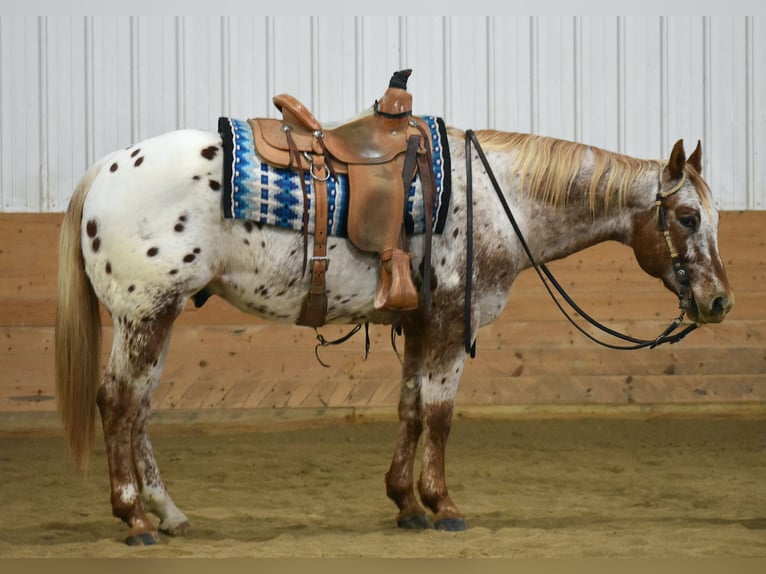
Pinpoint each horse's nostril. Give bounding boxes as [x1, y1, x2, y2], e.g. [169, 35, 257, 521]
[712, 296, 726, 316]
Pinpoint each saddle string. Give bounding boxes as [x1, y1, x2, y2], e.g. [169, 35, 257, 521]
[464, 129, 698, 353]
[313, 323, 370, 369]
[283, 126, 310, 276]
[390, 324, 404, 366]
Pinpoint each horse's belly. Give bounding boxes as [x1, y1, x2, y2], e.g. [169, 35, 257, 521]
[212, 225, 384, 325]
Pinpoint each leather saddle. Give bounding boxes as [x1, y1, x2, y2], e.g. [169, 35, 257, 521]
[251, 69, 437, 327]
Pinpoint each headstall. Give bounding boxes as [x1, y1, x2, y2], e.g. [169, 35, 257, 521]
[654, 173, 693, 312]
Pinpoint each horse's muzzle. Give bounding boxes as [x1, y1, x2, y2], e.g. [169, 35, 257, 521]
[690, 291, 734, 324]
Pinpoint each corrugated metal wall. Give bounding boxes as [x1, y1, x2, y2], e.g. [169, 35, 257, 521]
[0, 16, 763, 212]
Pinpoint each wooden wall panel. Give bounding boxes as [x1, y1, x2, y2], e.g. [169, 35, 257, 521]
[1, 211, 763, 414]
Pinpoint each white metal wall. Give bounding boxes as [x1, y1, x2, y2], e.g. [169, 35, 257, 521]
[0, 16, 763, 212]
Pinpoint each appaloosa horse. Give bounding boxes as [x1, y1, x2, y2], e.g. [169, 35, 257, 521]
[55, 123, 732, 544]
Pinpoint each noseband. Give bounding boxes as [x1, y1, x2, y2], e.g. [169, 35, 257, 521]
[463, 130, 698, 354]
[655, 173, 693, 312]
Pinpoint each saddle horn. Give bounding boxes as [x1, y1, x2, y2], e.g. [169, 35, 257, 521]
[375, 69, 413, 120]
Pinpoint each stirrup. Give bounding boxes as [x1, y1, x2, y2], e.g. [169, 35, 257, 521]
[374, 249, 418, 311]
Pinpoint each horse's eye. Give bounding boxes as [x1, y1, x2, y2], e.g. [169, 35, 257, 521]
[678, 215, 699, 232]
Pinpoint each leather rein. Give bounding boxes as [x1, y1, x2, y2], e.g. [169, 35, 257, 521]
[463, 129, 698, 356]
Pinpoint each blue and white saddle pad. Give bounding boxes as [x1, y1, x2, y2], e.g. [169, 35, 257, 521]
[218, 115, 451, 237]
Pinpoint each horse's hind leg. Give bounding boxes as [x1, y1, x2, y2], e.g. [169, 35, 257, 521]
[131, 336, 189, 537]
[97, 306, 181, 545]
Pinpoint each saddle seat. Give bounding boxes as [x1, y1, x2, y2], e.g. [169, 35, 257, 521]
[250, 70, 437, 327]
[252, 95, 429, 171]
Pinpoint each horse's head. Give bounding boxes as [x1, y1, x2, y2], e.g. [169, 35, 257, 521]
[631, 140, 733, 324]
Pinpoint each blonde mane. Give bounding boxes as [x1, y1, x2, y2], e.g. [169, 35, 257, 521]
[451, 127, 668, 213]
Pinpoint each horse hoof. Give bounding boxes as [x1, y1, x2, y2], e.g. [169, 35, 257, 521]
[397, 514, 433, 530]
[160, 520, 190, 537]
[125, 532, 158, 546]
[434, 517, 467, 531]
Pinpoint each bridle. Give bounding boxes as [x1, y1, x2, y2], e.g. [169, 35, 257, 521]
[655, 172, 694, 312]
[463, 130, 698, 356]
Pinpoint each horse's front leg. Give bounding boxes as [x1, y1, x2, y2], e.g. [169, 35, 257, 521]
[417, 341, 468, 531]
[385, 330, 429, 529]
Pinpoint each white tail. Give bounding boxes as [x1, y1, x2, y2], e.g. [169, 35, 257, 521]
[54, 163, 104, 469]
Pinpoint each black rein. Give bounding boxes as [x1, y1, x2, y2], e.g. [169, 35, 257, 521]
[463, 129, 698, 354]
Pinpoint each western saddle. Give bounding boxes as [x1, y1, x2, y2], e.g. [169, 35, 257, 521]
[250, 69, 437, 327]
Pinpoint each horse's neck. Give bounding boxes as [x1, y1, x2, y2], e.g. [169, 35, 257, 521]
[493, 149, 660, 265]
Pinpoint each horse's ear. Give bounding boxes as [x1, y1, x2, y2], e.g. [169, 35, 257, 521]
[687, 140, 702, 173]
[664, 139, 686, 180]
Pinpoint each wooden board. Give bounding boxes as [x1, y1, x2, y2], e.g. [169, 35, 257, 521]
[1, 211, 764, 413]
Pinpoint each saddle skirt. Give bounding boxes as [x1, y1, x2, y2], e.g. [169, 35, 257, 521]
[218, 116, 451, 237]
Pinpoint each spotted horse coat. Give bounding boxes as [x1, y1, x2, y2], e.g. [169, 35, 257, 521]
[55, 126, 733, 545]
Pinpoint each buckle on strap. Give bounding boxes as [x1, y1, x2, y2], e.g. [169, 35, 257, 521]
[309, 255, 330, 270]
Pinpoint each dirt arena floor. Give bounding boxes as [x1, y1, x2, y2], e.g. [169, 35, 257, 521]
[0, 413, 764, 558]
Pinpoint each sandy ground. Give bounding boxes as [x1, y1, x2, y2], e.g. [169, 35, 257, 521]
[0, 414, 764, 558]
